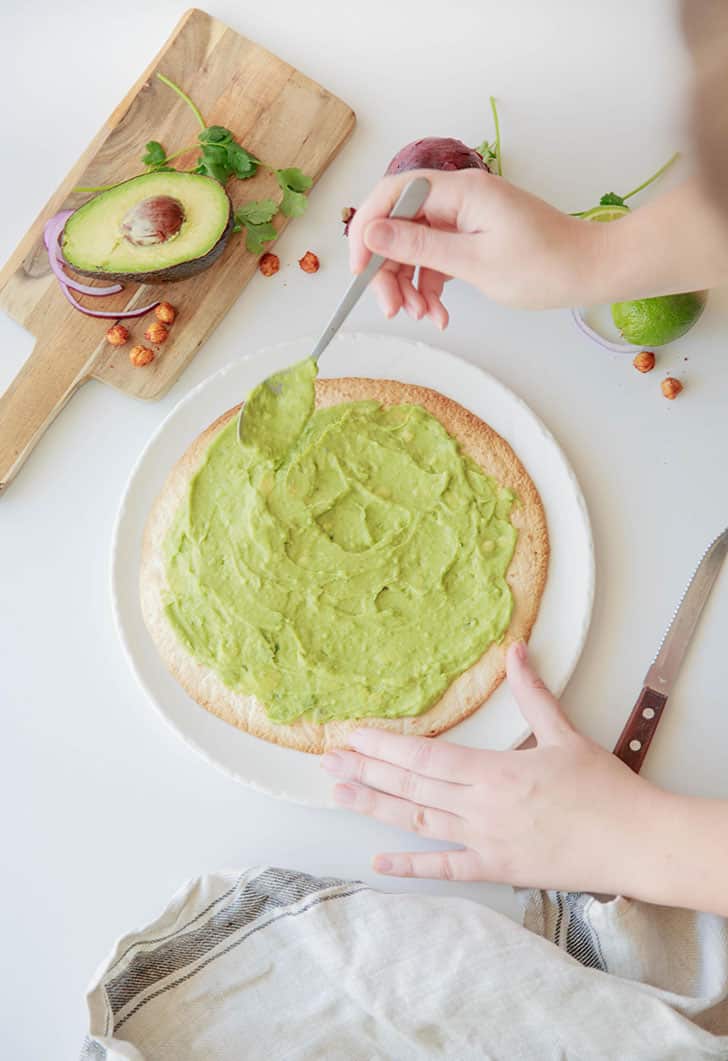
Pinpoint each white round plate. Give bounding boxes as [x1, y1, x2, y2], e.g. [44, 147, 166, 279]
[112, 333, 594, 806]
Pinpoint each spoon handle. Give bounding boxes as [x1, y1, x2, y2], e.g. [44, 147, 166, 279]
[309, 176, 431, 364]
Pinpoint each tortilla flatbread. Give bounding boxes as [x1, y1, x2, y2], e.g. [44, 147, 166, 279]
[140, 378, 549, 753]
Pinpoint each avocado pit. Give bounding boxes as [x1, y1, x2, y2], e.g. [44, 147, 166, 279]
[121, 196, 185, 246]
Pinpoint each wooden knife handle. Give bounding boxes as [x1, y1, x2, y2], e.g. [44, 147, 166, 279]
[613, 687, 668, 773]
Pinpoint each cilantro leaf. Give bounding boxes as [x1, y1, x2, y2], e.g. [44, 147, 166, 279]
[244, 220, 278, 255]
[200, 143, 229, 165]
[277, 167, 312, 193]
[233, 200, 279, 251]
[226, 142, 259, 180]
[280, 186, 308, 217]
[142, 140, 167, 168]
[195, 159, 231, 183]
[195, 142, 233, 183]
[276, 167, 313, 217]
[200, 126, 233, 145]
[599, 192, 626, 207]
[235, 199, 278, 226]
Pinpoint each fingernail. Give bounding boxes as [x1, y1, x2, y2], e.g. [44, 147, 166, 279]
[320, 753, 343, 772]
[334, 784, 356, 805]
[514, 640, 527, 661]
[374, 856, 393, 873]
[366, 220, 394, 251]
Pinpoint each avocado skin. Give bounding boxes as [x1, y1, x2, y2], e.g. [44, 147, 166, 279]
[61, 185, 235, 284]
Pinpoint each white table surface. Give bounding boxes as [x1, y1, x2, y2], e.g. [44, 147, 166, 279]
[2, 1, 727, 1057]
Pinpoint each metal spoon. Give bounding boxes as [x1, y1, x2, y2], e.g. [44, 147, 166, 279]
[237, 176, 431, 447]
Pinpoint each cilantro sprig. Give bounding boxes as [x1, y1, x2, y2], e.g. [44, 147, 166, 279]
[134, 73, 314, 254]
[143, 127, 260, 183]
[571, 152, 680, 216]
[195, 126, 259, 182]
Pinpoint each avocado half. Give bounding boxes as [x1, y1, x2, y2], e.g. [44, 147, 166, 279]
[61, 171, 234, 283]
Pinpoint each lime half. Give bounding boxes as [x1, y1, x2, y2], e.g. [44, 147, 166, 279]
[612, 291, 707, 346]
[581, 204, 630, 223]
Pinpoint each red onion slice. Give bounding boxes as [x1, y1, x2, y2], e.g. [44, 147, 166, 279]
[43, 213, 123, 297]
[57, 280, 161, 320]
[571, 307, 641, 353]
[43, 210, 159, 319]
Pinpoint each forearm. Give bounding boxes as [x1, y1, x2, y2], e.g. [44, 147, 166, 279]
[574, 176, 728, 305]
[623, 787, 728, 916]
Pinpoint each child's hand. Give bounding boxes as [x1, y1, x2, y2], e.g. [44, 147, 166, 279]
[348, 170, 598, 326]
[321, 642, 665, 897]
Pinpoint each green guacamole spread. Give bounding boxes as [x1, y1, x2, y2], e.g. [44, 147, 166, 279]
[239, 358, 317, 462]
[163, 378, 518, 725]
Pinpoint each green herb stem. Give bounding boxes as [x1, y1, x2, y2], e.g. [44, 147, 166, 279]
[157, 73, 206, 130]
[489, 96, 502, 176]
[161, 142, 201, 165]
[73, 183, 118, 193]
[571, 151, 681, 216]
[621, 151, 680, 200]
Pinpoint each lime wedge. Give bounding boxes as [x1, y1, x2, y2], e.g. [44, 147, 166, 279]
[581, 204, 630, 223]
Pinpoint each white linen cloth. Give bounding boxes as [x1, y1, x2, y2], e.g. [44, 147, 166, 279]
[81, 867, 728, 1060]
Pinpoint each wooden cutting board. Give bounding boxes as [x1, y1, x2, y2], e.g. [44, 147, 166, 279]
[0, 7, 355, 492]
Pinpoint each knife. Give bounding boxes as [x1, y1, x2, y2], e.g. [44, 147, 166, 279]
[613, 526, 728, 773]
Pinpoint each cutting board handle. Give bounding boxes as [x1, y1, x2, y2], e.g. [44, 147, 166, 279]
[0, 337, 89, 492]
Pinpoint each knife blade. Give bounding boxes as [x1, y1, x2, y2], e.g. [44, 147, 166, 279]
[613, 526, 728, 773]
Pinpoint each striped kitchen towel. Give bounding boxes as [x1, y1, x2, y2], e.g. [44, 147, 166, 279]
[82, 867, 728, 1060]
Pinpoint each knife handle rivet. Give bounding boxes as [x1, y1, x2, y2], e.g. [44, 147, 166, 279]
[629, 739, 642, 752]
[642, 708, 655, 720]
